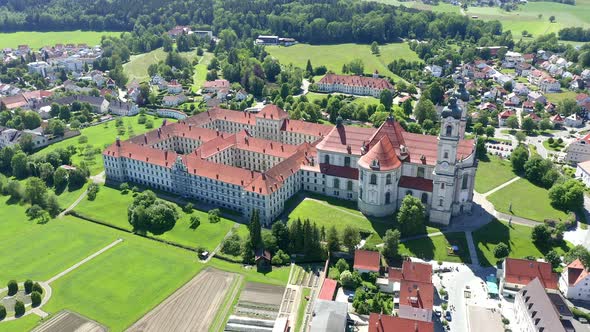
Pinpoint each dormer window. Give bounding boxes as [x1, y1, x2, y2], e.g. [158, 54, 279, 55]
[371, 159, 380, 170]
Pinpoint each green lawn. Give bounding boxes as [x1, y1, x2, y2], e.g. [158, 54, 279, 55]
[124, 48, 199, 83]
[474, 154, 518, 194]
[398, 232, 472, 263]
[0, 196, 119, 282]
[487, 178, 569, 222]
[192, 52, 213, 92]
[267, 43, 421, 83]
[43, 221, 204, 331]
[304, 92, 380, 107]
[34, 115, 170, 175]
[295, 287, 311, 332]
[207, 258, 291, 286]
[73, 185, 236, 251]
[0, 30, 122, 49]
[545, 91, 578, 104]
[0, 314, 44, 332]
[543, 140, 565, 152]
[473, 219, 572, 266]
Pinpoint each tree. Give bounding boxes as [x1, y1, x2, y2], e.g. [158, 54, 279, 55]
[53, 167, 68, 191]
[473, 123, 484, 136]
[476, 138, 486, 159]
[68, 168, 87, 190]
[506, 115, 519, 129]
[249, 209, 262, 250]
[327, 225, 340, 253]
[342, 226, 360, 254]
[31, 291, 41, 307]
[397, 196, 426, 236]
[14, 300, 24, 317]
[24, 279, 33, 294]
[380, 89, 393, 111]
[511, 145, 529, 172]
[564, 245, 590, 268]
[271, 221, 290, 252]
[485, 126, 495, 137]
[0, 304, 5, 320]
[414, 98, 437, 124]
[19, 133, 34, 153]
[549, 179, 584, 211]
[47, 119, 66, 136]
[382, 229, 401, 264]
[371, 41, 380, 55]
[515, 131, 527, 144]
[524, 156, 555, 187]
[545, 250, 561, 269]
[120, 182, 130, 193]
[87, 182, 99, 200]
[348, 59, 364, 75]
[521, 117, 537, 133]
[189, 215, 200, 229]
[7, 280, 18, 296]
[208, 208, 220, 223]
[532, 224, 552, 248]
[305, 59, 313, 75]
[493, 243, 509, 259]
[222, 233, 242, 256]
[128, 190, 178, 234]
[335, 258, 349, 273]
[557, 99, 580, 116]
[340, 270, 361, 289]
[32, 282, 43, 294]
[549, 15, 556, 23]
[11, 151, 28, 179]
[25, 177, 48, 206]
[539, 118, 553, 131]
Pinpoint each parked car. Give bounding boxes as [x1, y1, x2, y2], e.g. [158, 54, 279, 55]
[445, 311, 452, 322]
[435, 309, 442, 317]
[347, 294, 354, 303]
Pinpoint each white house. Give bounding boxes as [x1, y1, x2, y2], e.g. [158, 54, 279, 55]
[162, 94, 186, 107]
[559, 259, 590, 301]
[565, 113, 584, 128]
[424, 65, 443, 78]
[566, 133, 590, 164]
[575, 161, 590, 187]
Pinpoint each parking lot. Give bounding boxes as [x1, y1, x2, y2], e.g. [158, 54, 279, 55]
[485, 141, 513, 158]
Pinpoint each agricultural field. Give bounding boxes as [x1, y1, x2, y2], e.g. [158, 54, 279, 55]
[124, 48, 199, 83]
[225, 282, 285, 331]
[266, 43, 421, 83]
[473, 219, 572, 266]
[398, 232, 472, 263]
[33, 310, 107, 332]
[128, 268, 237, 332]
[34, 115, 172, 175]
[487, 177, 569, 222]
[0, 30, 122, 49]
[73, 185, 237, 251]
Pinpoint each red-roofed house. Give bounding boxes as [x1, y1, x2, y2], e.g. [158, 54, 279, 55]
[202, 79, 230, 93]
[318, 278, 338, 301]
[498, 110, 516, 127]
[354, 249, 381, 274]
[386, 260, 434, 322]
[559, 259, 590, 300]
[501, 258, 559, 297]
[368, 313, 433, 332]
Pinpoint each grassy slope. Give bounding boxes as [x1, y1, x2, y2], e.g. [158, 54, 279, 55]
[74, 185, 236, 251]
[474, 154, 517, 194]
[0, 30, 122, 49]
[266, 43, 421, 83]
[473, 219, 572, 266]
[43, 220, 204, 331]
[0, 197, 118, 282]
[34, 115, 171, 175]
[124, 48, 199, 83]
[398, 232, 472, 263]
[192, 52, 214, 92]
[487, 178, 569, 222]
[545, 90, 578, 104]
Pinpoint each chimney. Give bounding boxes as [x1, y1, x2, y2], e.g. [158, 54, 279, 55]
[164, 151, 168, 160]
[116, 136, 121, 147]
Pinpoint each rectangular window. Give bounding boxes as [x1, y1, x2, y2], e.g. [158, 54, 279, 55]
[417, 167, 425, 178]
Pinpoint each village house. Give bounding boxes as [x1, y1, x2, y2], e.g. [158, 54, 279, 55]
[500, 258, 559, 298]
[162, 94, 187, 107]
[565, 113, 584, 128]
[255, 35, 279, 45]
[424, 64, 443, 78]
[498, 110, 516, 127]
[202, 79, 230, 94]
[513, 83, 529, 96]
[539, 77, 561, 93]
[109, 101, 139, 116]
[167, 80, 183, 94]
[388, 260, 434, 322]
[353, 249, 381, 274]
[317, 73, 394, 98]
[27, 61, 51, 77]
[527, 91, 547, 105]
[559, 259, 590, 301]
[368, 313, 433, 332]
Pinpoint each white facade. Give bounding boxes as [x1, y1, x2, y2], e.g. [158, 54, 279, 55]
[575, 161, 590, 187]
[565, 136, 590, 164]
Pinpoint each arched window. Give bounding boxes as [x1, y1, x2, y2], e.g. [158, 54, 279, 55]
[333, 178, 340, 189]
[347, 180, 353, 191]
[417, 167, 425, 178]
[439, 199, 444, 207]
[370, 174, 377, 185]
[385, 192, 391, 204]
[406, 190, 413, 196]
[446, 125, 453, 136]
[462, 174, 469, 190]
[344, 156, 351, 167]
[324, 154, 330, 164]
[421, 193, 428, 204]
[386, 174, 392, 185]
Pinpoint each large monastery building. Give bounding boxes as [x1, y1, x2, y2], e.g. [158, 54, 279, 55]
[103, 102, 477, 225]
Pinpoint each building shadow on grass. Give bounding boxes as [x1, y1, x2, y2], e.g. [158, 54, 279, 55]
[471, 219, 511, 267]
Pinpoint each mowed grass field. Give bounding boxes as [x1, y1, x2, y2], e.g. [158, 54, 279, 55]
[124, 48, 199, 83]
[43, 220, 204, 331]
[487, 178, 569, 222]
[473, 219, 572, 266]
[474, 154, 517, 194]
[398, 232, 472, 263]
[0, 196, 118, 282]
[363, 0, 461, 13]
[34, 115, 171, 175]
[0, 314, 42, 332]
[74, 185, 237, 251]
[0, 30, 122, 49]
[266, 43, 421, 83]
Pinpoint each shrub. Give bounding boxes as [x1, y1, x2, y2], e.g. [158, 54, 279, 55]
[340, 270, 361, 289]
[31, 291, 42, 307]
[557, 138, 563, 144]
[87, 182, 99, 201]
[442, 302, 448, 310]
[14, 300, 24, 316]
[335, 258, 349, 273]
[7, 280, 18, 296]
[24, 280, 33, 294]
[0, 304, 5, 320]
[32, 282, 43, 295]
[548, 137, 554, 144]
[183, 202, 194, 213]
[221, 234, 242, 256]
[493, 243, 510, 258]
[189, 215, 200, 229]
[119, 182, 130, 192]
[208, 208, 220, 223]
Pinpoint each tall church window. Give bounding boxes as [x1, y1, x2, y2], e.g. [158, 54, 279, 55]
[333, 178, 340, 189]
[324, 154, 330, 164]
[385, 192, 391, 204]
[370, 174, 377, 185]
[441, 183, 445, 190]
[439, 199, 444, 207]
[386, 174, 392, 185]
[446, 125, 453, 136]
[344, 156, 351, 167]
[444, 152, 449, 159]
[417, 167, 425, 178]
[347, 180, 353, 191]
[421, 193, 428, 204]
[462, 174, 469, 190]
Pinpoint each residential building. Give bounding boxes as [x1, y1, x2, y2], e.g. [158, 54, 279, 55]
[566, 133, 590, 164]
[354, 250, 381, 274]
[527, 91, 547, 105]
[559, 259, 590, 301]
[388, 260, 434, 322]
[202, 79, 230, 93]
[539, 77, 561, 93]
[575, 161, 590, 187]
[317, 74, 394, 98]
[368, 313, 433, 332]
[424, 65, 443, 78]
[162, 94, 187, 107]
[514, 278, 570, 332]
[109, 101, 139, 116]
[308, 300, 347, 332]
[167, 80, 183, 94]
[498, 110, 516, 127]
[103, 102, 476, 225]
[255, 35, 279, 45]
[318, 278, 338, 301]
[500, 258, 559, 298]
[551, 114, 565, 127]
[27, 61, 51, 77]
[565, 113, 584, 128]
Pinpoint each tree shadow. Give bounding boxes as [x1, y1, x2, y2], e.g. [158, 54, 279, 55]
[400, 236, 436, 261]
[471, 219, 511, 267]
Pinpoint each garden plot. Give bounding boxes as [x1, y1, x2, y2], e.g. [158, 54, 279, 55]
[226, 282, 285, 330]
[32, 310, 106, 332]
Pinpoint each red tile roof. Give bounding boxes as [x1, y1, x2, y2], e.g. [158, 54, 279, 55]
[566, 259, 589, 287]
[368, 313, 433, 332]
[319, 74, 393, 90]
[281, 119, 332, 137]
[319, 163, 359, 179]
[202, 79, 229, 89]
[398, 176, 433, 192]
[499, 110, 515, 118]
[318, 278, 338, 301]
[358, 136, 402, 171]
[256, 104, 288, 120]
[354, 249, 381, 272]
[402, 261, 433, 284]
[503, 258, 559, 290]
[316, 125, 377, 156]
[399, 280, 434, 310]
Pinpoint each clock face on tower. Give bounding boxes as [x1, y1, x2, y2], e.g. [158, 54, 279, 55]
[440, 161, 449, 169]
